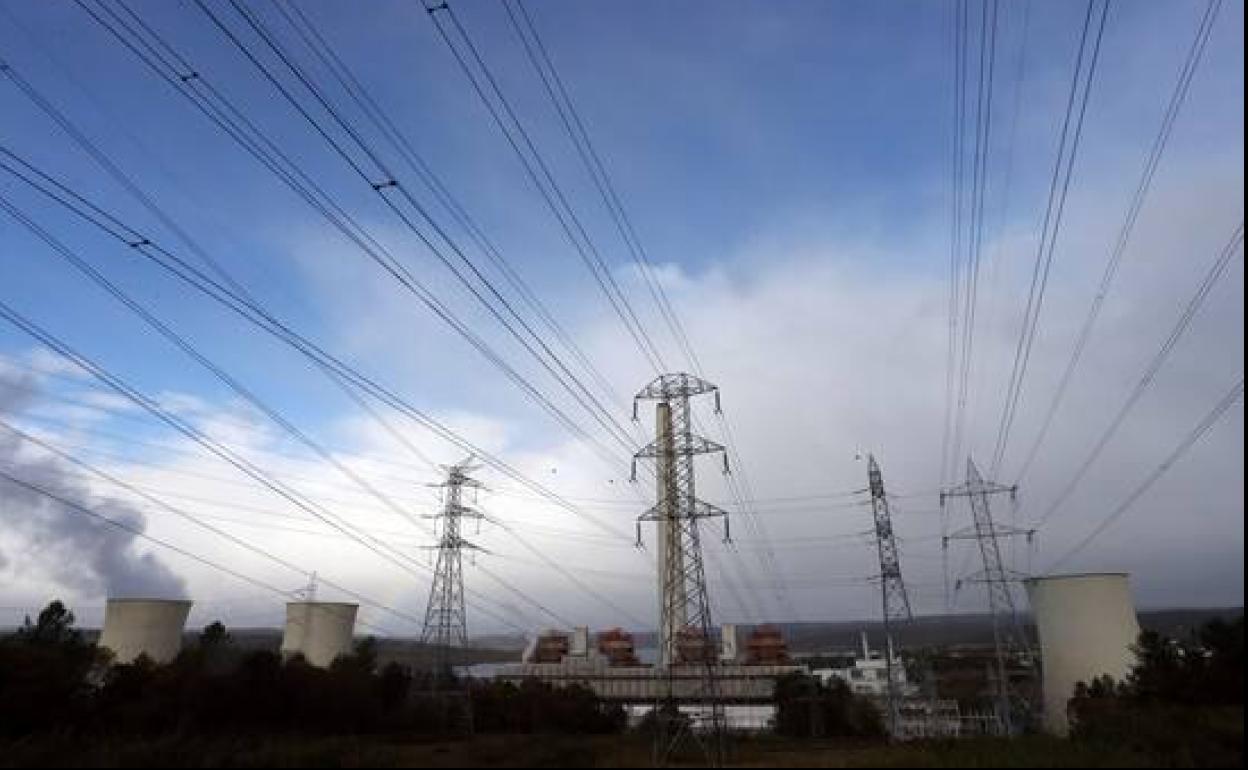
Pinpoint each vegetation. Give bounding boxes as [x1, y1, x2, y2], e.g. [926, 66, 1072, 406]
[2, 601, 1241, 767]
[1069, 614, 1244, 767]
[773, 672, 884, 738]
[0, 600, 623, 743]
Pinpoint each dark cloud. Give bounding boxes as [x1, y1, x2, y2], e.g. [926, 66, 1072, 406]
[0, 374, 186, 599]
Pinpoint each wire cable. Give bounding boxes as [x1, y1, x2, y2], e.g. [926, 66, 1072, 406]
[1046, 375, 1243, 571]
[1012, 0, 1223, 483]
[1034, 223, 1243, 528]
[989, 0, 1110, 477]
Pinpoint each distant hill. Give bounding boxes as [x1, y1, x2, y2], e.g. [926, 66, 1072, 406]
[607, 606, 1244, 654]
[6, 606, 1238, 659]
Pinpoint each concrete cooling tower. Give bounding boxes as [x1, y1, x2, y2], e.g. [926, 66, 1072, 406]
[98, 598, 193, 665]
[1025, 573, 1141, 736]
[280, 601, 358, 668]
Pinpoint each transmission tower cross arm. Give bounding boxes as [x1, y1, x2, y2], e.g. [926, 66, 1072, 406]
[945, 523, 1035, 542]
[632, 372, 721, 413]
[957, 568, 1033, 586]
[634, 433, 726, 458]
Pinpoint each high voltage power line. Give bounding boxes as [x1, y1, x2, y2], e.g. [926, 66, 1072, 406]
[192, 0, 643, 467]
[0, 300, 578, 632]
[1032, 223, 1243, 529]
[949, 0, 1001, 487]
[1011, 0, 1225, 484]
[267, 0, 631, 426]
[0, 185, 639, 627]
[0, 149, 635, 545]
[989, 0, 1111, 478]
[2, 21, 663, 621]
[66, 0, 641, 481]
[0, 468, 411, 628]
[0, 418, 451, 634]
[1047, 375, 1243, 571]
[475, 0, 797, 621]
[0, 0, 1239, 632]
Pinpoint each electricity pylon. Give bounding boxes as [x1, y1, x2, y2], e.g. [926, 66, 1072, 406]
[941, 457, 1035, 735]
[632, 373, 730, 767]
[866, 454, 913, 737]
[420, 457, 485, 680]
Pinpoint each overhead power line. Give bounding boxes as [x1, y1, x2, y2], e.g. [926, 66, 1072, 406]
[419, 0, 793, 619]
[989, 0, 1110, 477]
[950, 0, 1001, 482]
[1, 188, 607, 629]
[191, 0, 641, 467]
[1034, 223, 1243, 528]
[0, 467, 352, 619]
[0, 418, 434, 632]
[0, 148, 634, 544]
[1012, 0, 1224, 483]
[69, 0, 639, 479]
[420, 0, 668, 374]
[0, 298, 561, 633]
[270, 0, 629, 425]
[1, 148, 647, 624]
[1046, 375, 1243, 571]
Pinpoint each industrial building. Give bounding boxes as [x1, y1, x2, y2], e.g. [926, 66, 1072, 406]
[497, 624, 803, 715]
[807, 632, 966, 739]
[97, 598, 192, 665]
[809, 632, 917, 699]
[1025, 572, 1141, 736]
[280, 601, 359, 668]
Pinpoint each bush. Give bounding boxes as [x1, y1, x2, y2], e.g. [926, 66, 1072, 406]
[0, 601, 101, 735]
[1069, 614, 1244, 767]
[470, 679, 626, 734]
[0, 601, 627, 741]
[773, 672, 884, 738]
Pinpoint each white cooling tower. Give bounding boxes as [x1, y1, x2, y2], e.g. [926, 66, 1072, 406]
[720, 623, 740, 663]
[98, 598, 193, 665]
[570, 626, 590, 657]
[281, 601, 358, 668]
[1025, 573, 1141, 736]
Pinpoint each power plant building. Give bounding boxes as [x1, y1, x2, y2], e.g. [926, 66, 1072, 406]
[1025, 572, 1141, 736]
[97, 598, 192, 665]
[500, 624, 803, 705]
[280, 601, 358, 668]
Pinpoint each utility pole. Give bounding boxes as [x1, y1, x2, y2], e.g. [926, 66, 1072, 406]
[632, 373, 731, 767]
[941, 458, 1034, 735]
[866, 454, 913, 738]
[420, 458, 485, 682]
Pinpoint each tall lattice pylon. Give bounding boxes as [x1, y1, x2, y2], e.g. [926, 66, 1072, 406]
[941, 457, 1035, 735]
[420, 457, 485, 680]
[632, 373, 730, 767]
[866, 454, 914, 737]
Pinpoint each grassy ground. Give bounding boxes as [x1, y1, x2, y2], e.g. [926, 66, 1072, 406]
[0, 733, 1161, 768]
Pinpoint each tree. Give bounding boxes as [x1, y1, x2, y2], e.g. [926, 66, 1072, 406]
[199, 621, 230, 649]
[16, 600, 81, 646]
[0, 600, 100, 734]
[1069, 615, 1245, 767]
[773, 672, 884, 739]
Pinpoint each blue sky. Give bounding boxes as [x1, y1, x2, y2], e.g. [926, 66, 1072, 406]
[0, 0, 1243, 634]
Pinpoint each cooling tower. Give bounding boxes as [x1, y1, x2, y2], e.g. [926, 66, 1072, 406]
[281, 601, 358, 668]
[721, 623, 740, 663]
[98, 598, 193, 665]
[1025, 573, 1141, 736]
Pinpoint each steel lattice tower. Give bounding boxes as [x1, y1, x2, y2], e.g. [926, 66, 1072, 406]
[866, 454, 913, 736]
[941, 458, 1035, 735]
[420, 458, 484, 678]
[632, 373, 730, 767]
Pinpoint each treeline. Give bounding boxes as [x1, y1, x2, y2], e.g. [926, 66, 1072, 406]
[772, 672, 884, 738]
[1069, 614, 1244, 767]
[0, 601, 623, 738]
